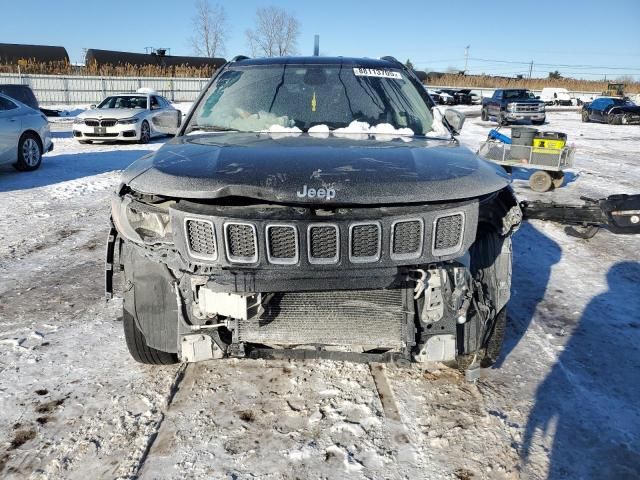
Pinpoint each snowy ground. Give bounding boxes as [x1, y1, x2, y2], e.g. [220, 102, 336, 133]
[0, 111, 639, 479]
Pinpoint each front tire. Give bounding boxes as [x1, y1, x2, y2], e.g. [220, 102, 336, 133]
[139, 120, 151, 144]
[123, 309, 179, 365]
[14, 133, 42, 171]
[481, 107, 488, 121]
[581, 110, 590, 122]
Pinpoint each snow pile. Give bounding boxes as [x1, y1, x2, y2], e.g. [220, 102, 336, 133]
[333, 120, 413, 138]
[429, 106, 452, 137]
[331, 121, 414, 141]
[308, 124, 330, 139]
[261, 124, 303, 138]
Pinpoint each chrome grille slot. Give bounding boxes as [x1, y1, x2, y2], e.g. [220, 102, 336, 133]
[308, 224, 339, 264]
[391, 219, 423, 259]
[433, 213, 464, 255]
[350, 222, 381, 262]
[225, 223, 258, 263]
[185, 219, 217, 260]
[266, 225, 298, 264]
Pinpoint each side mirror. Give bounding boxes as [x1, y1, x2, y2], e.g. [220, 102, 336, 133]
[444, 108, 465, 134]
[535, 96, 541, 99]
[90, 104, 96, 109]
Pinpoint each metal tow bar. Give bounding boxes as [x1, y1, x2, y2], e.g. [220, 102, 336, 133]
[520, 194, 640, 238]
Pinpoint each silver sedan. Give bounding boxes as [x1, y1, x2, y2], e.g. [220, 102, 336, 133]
[0, 93, 52, 171]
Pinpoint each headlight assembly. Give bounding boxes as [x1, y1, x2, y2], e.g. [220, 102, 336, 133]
[111, 195, 173, 244]
[117, 117, 140, 125]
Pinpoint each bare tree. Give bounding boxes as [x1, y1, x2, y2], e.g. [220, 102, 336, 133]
[191, 0, 227, 58]
[245, 6, 301, 57]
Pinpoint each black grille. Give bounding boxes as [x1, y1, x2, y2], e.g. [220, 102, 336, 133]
[226, 224, 257, 260]
[186, 220, 216, 258]
[351, 224, 380, 259]
[268, 226, 297, 261]
[434, 214, 463, 252]
[100, 119, 117, 127]
[309, 226, 338, 260]
[84, 119, 99, 127]
[392, 221, 422, 256]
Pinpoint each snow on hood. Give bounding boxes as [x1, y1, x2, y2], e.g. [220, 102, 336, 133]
[256, 121, 416, 141]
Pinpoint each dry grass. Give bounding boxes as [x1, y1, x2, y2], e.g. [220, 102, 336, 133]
[428, 73, 640, 94]
[0, 60, 215, 78]
[1, 61, 638, 94]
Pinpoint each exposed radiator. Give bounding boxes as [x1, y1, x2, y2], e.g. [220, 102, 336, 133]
[236, 289, 412, 349]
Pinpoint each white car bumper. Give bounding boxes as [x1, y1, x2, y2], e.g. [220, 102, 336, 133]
[73, 122, 141, 141]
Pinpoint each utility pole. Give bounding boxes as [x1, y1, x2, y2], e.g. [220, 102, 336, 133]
[529, 61, 533, 79]
[464, 45, 470, 73]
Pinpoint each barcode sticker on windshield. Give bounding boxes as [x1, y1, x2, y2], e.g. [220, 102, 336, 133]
[353, 68, 402, 79]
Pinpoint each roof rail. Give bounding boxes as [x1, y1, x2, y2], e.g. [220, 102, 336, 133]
[230, 55, 250, 62]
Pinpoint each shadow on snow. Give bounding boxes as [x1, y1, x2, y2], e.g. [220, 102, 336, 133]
[521, 260, 640, 478]
[0, 148, 152, 192]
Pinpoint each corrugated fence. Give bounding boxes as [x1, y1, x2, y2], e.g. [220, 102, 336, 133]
[0, 72, 603, 106]
[0, 73, 210, 104]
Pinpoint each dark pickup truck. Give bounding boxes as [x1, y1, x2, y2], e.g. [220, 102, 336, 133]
[481, 89, 546, 125]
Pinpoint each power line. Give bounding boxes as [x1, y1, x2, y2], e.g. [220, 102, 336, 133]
[469, 56, 640, 71]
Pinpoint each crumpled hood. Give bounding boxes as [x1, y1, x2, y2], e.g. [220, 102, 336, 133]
[78, 108, 145, 119]
[122, 133, 510, 204]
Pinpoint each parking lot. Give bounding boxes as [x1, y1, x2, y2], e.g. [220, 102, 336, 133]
[1, 109, 639, 479]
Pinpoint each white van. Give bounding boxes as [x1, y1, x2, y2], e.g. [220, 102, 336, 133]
[540, 88, 573, 106]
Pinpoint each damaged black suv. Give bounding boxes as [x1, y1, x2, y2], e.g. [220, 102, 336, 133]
[107, 56, 637, 369]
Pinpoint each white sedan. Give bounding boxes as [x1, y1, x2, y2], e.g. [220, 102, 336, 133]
[73, 91, 180, 144]
[0, 93, 53, 171]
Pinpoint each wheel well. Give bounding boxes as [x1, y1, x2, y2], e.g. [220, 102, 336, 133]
[20, 130, 43, 150]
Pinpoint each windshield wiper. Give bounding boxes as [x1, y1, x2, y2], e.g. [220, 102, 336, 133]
[188, 125, 240, 133]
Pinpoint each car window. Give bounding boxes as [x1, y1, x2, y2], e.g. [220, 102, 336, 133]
[0, 96, 18, 111]
[503, 90, 531, 99]
[98, 95, 147, 109]
[0, 85, 38, 109]
[190, 64, 434, 135]
[151, 96, 162, 109]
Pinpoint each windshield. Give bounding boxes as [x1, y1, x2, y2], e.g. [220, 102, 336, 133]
[188, 64, 434, 135]
[504, 90, 535, 99]
[98, 96, 148, 109]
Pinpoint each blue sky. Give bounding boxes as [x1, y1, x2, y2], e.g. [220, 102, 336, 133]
[3, 0, 639, 79]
